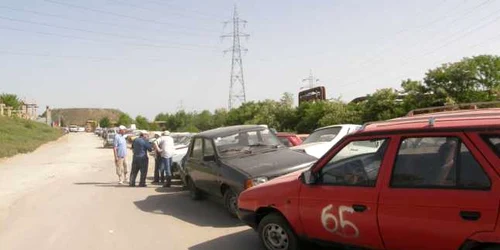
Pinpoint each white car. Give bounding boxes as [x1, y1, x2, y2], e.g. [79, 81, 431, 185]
[290, 124, 362, 158]
[69, 125, 78, 132]
[77, 127, 85, 132]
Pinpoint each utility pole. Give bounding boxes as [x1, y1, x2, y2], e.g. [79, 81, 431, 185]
[222, 5, 249, 110]
[302, 70, 319, 89]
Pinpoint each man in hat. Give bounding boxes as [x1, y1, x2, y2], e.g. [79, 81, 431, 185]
[113, 125, 128, 184]
[157, 131, 175, 187]
[129, 132, 152, 187]
[152, 132, 165, 184]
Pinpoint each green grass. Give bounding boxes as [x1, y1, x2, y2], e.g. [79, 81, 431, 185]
[0, 116, 63, 158]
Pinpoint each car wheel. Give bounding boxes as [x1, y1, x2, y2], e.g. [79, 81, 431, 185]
[223, 189, 239, 218]
[258, 213, 300, 250]
[187, 177, 202, 200]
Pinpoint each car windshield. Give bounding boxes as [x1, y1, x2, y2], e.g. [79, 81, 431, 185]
[214, 128, 282, 157]
[302, 127, 341, 144]
[172, 135, 191, 145]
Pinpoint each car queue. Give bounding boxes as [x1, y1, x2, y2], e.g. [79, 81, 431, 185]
[90, 103, 499, 250]
[174, 103, 499, 250]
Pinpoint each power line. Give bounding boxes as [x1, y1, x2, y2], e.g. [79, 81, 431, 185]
[43, 0, 220, 33]
[0, 26, 218, 51]
[106, 0, 221, 22]
[335, 1, 500, 93]
[222, 6, 249, 109]
[142, 0, 222, 19]
[0, 50, 170, 62]
[0, 5, 215, 37]
[0, 15, 217, 49]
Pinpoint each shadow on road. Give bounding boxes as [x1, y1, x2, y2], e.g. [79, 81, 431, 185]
[134, 192, 244, 228]
[188, 229, 263, 250]
[73, 182, 128, 188]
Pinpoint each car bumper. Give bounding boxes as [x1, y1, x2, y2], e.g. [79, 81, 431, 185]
[238, 208, 258, 230]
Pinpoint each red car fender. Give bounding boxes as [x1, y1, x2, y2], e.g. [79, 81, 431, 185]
[467, 231, 500, 244]
[239, 173, 305, 235]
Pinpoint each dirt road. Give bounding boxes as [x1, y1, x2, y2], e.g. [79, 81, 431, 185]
[0, 133, 262, 250]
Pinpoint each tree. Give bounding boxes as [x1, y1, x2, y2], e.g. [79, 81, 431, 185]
[423, 55, 500, 104]
[135, 115, 150, 130]
[99, 117, 110, 128]
[0, 93, 21, 109]
[362, 88, 405, 122]
[117, 113, 134, 127]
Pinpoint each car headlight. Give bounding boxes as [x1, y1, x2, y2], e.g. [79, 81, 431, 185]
[245, 176, 268, 189]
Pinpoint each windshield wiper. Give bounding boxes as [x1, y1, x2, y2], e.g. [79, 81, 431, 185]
[249, 143, 281, 149]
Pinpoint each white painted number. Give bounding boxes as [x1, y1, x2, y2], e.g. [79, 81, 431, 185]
[321, 205, 360, 238]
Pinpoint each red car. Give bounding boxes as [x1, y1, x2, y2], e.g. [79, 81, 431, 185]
[276, 133, 303, 147]
[238, 107, 500, 250]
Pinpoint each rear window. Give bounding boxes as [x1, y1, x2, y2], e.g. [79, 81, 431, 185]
[391, 137, 491, 190]
[482, 135, 500, 157]
[303, 127, 341, 144]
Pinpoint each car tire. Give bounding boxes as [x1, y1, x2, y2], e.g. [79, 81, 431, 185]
[223, 188, 239, 218]
[258, 213, 300, 250]
[187, 177, 202, 200]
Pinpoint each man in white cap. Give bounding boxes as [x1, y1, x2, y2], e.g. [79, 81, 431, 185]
[113, 125, 128, 184]
[152, 132, 165, 184]
[157, 130, 175, 187]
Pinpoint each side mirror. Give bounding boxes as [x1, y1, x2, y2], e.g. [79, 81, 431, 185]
[301, 169, 317, 185]
[203, 155, 215, 162]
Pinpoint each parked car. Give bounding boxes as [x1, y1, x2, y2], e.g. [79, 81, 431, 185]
[297, 134, 309, 141]
[94, 127, 103, 136]
[77, 126, 85, 132]
[276, 132, 303, 147]
[180, 125, 317, 217]
[69, 125, 78, 132]
[291, 124, 361, 158]
[103, 133, 115, 148]
[238, 107, 500, 250]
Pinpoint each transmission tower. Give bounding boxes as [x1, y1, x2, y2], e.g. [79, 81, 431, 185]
[222, 6, 249, 109]
[301, 69, 320, 89]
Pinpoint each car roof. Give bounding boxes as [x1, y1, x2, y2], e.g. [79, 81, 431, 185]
[359, 108, 500, 134]
[196, 125, 268, 138]
[276, 132, 297, 137]
[313, 124, 361, 132]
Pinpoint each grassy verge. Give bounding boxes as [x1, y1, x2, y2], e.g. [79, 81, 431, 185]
[0, 116, 63, 158]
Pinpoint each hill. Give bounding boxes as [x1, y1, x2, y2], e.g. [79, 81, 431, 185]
[50, 108, 123, 126]
[0, 117, 63, 158]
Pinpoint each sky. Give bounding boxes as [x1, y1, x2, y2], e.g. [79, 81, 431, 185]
[1, 0, 500, 119]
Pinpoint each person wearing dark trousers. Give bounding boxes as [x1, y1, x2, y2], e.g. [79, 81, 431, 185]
[151, 132, 164, 184]
[129, 132, 152, 187]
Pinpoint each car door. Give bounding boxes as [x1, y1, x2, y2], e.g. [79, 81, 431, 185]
[202, 138, 222, 196]
[185, 138, 206, 189]
[378, 132, 499, 250]
[298, 136, 391, 249]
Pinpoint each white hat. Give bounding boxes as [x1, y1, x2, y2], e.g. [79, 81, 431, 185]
[162, 130, 171, 136]
[154, 132, 162, 137]
[119, 125, 126, 130]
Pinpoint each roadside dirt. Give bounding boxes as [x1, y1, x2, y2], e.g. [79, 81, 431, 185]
[0, 133, 262, 250]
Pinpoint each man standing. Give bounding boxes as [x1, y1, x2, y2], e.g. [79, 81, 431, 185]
[152, 132, 164, 184]
[130, 132, 152, 187]
[158, 131, 175, 187]
[113, 125, 128, 184]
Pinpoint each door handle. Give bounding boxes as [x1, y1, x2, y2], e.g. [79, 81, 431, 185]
[350, 148, 358, 151]
[352, 204, 367, 212]
[460, 211, 481, 221]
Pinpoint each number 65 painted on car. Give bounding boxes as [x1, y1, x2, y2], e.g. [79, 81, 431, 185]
[321, 204, 360, 238]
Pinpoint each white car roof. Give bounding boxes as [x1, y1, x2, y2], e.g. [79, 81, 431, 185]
[313, 124, 361, 131]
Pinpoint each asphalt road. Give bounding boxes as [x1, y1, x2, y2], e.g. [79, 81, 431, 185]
[0, 133, 263, 250]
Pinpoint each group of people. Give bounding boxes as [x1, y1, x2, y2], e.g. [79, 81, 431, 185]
[112, 125, 175, 188]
